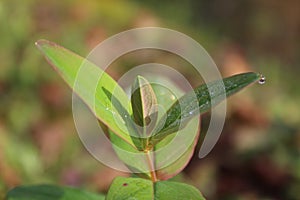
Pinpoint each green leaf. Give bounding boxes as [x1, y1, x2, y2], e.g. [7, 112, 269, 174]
[131, 75, 157, 128]
[150, 82, 180, 111]
[6, 184, 105, 200]
[154, 181, 205, 200]
[35, 40, 138, 149]
[108, 129, 152, 179]
[151, 72, 260, 143]
[131, 76, 158, 149]
[106, 177, 205, 200]
[106, 177, 153, 200]
[155, 117, 200, 180]
[108, 82, 200, 180]
[101, 88, 142, 149]
[150, 83, 200, 180]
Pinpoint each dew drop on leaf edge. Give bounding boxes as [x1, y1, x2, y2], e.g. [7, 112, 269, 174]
[258, 74, 266, 85]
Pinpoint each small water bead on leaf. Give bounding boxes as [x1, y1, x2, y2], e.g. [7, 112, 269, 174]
[170, 94, 176, 100]
[258, 74, 266, 85]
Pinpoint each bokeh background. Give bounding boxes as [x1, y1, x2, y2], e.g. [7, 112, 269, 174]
[1, 0, 300, 199]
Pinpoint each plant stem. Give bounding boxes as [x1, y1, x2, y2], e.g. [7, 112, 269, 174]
[145, 150, 157, 182]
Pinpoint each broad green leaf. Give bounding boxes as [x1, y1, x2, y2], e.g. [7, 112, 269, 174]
[154, 181, 205, 200]
[35, 40, 139, 149]
[106, 177, 205, 200]
[151, 72, 260, 143]
[6, 184, 105, 200]
[106, 177, 153, 200]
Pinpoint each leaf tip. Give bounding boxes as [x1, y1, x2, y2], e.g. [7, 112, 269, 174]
[136, 75, 149, 86]
[250, 72, 262, 84]
[136, 75, 144, 80]
[35, 39, 48, 48]
[254, 72, 261, 79]
[35, 39, 59, 52]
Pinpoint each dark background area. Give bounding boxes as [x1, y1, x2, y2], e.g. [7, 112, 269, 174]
[0, 0, 300, 199]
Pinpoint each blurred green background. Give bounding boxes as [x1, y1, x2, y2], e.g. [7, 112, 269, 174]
[0, 0, 300, 199]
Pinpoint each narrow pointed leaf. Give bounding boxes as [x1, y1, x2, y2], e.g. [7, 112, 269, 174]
[152, 72, 260, 143]
[35, 40, 138, 149]
[131, 75, 157, 127]
[131, 75, 158, 149]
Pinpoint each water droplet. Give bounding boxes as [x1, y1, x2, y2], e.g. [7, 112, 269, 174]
[189, 111, 193, 115]
[258, 75, 266, 85]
